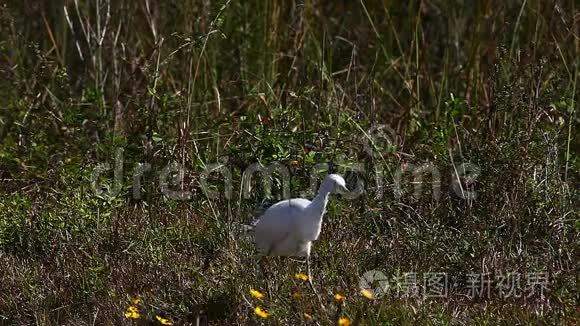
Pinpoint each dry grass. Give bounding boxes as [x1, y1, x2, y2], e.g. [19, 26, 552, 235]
[0, 0, 578, 325]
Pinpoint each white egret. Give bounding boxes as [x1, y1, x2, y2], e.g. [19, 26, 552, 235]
[250, 174, 349, 301]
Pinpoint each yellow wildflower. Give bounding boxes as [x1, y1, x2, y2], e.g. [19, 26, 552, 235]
[361, 288, 375, 300]
[131, 297, 142, 305]
[303, 312, 313, 319]
[334, 293, 346, 302]
[295, 272, 309, 281]
[254, 306, 271, 318]
[250, 288, 265, 299]
[338, 317, 351, 326]
[124, 306, 140, 319]
[155, 315, 173, 325]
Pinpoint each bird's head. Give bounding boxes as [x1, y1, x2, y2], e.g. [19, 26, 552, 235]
[323, 174, 349, 194]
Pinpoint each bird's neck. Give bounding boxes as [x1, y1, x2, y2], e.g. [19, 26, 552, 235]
[309, 187, 331, 221]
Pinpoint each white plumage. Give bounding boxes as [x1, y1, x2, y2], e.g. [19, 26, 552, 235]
[250, 174, 349, 306]
[252, 174, 349, 257]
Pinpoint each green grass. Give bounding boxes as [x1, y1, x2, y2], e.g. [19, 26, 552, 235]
[0, 0, 578, 324]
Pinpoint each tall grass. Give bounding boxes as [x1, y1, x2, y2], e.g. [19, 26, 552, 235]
[0, 0, 577, 324]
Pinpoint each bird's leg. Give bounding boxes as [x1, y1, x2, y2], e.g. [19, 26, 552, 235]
[306, 255, 326, 310]
[259, 256, 273, 298]
[306, 255, 313, 282]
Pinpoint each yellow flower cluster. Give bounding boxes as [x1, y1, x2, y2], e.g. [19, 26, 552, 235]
[250, 288, 265, 299]
[124, 306, 140, 320]
[334, 293, 346, 302]
[247, 275, 376, 322]
[250, 289, 271, 319]
[155, 315, 173, 325]
[360, 288, 375, 300]
[124, 297, 173, 325]
[294, 272, 309, 281]
[254, 306, 271, 318]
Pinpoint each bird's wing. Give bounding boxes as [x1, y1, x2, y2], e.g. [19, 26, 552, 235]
[252, 198, 310, 228]
[268, 198, 311, 210]
[252, 199, 310, 255]
[253, 209, 294, 252]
